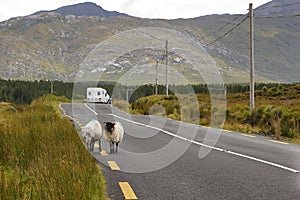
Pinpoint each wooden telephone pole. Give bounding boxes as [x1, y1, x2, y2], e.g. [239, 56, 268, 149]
[249, 3, 255, 113]
[165, 40, 169, 96]
[155, 60, 158, 95]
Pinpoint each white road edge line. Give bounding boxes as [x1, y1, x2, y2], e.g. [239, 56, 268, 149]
[227, 151, 299, 173]
[269, 140, 289, 145]
[84, 103, 98, 116]
[58, 104, 65, 114]
[84, 104, 300, 174]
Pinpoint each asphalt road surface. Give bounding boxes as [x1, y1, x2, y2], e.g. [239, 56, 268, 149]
[61, 103, 300, 200]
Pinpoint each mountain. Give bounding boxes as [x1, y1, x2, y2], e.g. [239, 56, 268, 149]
[0, 1, 299, 83]
[34, 2, 128, 18]
[255, 0, 300, 16]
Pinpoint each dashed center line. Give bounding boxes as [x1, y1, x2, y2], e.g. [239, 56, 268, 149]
[81, 104, 300, 174]
[107, 161, 120, 170]
[119, 182, 138, 200]
[60, 105, 136, 200]
[100, 151, 108, 156]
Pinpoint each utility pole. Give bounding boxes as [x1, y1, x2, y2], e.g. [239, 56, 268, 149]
[125, 84, 129, 103]
[155, 60, 158, 95]
[50, 80, 53, 94]
[249, 3, 255, 113]
[165, 40, 169, 96]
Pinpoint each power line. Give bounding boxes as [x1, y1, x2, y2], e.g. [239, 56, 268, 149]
[201, 2, 300, 46]
[203, 12, 300, 47]
[203, 14, 246, 40]
[255, 14, 300, 18]
[204, 15, 249, 47]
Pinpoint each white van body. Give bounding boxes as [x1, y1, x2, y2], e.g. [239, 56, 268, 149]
[86, 87, 111, 104]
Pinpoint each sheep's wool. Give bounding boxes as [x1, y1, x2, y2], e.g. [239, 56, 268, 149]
[83, 120, 102, 139]
[103, 121, 124, 143]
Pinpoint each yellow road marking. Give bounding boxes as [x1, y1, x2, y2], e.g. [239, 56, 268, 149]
[223, 130, 231, 132]
[100, 151, 108, 156]
[107, 161, 120, 170]
[241, 134, 256, 138]
[119, 182, 138, 200]
[269, 140, 289, 145]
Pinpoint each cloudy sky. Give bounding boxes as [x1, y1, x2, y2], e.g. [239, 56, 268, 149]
[0, 0, 271, 21]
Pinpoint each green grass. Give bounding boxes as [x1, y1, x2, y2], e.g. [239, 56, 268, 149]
[130, 83, 300, 142]
[0, 94, 108, 200]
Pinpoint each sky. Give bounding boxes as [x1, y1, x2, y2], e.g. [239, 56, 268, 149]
[0, 0, 271, 22]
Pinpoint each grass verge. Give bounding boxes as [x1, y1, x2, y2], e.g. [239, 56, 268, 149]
[0, 94, 108, 200]
[128, 84, 300, 143]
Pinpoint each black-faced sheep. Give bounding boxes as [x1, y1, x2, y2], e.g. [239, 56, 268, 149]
[82, 119, 102, 152]
[103, 121, 124, 154]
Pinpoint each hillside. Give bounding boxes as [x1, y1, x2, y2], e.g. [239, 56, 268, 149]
[255, 0, 300, 16]
[0, 1, 299, 83]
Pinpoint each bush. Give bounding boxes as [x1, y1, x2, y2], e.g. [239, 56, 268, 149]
[250, 105, 299, 139]
[130, 83, 300, 140]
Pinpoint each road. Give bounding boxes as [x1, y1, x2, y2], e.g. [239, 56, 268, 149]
[61, 103, 300, 200]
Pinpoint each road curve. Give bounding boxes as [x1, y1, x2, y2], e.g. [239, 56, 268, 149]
[61, 103, 300, 200]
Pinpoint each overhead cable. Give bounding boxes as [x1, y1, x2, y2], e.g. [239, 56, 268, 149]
[204, 15, 249, 47]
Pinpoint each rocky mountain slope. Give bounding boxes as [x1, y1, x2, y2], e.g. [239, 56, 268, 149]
[0, 1, 299, 83]
[255, 0, 300, 16]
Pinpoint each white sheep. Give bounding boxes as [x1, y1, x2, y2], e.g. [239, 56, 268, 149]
[103, 121, 124, 154]
[82, 119, 102, 152]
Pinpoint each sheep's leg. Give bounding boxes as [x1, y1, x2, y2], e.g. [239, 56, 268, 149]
[109, 142, 113, 154]
[98, 137, 102, 152]
[87, 139, 91, 151]
[83, 136, 88, 149]
[116, 142, 119, 154]
[90, 138, 95, 152]
[87, 141, 90, 151]
[110, 142, 116, 154]
[113, 142, 116, 154]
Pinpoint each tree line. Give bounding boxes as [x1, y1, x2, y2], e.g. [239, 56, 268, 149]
[0, 78, 297, 104]
[0, 79, 73, 104]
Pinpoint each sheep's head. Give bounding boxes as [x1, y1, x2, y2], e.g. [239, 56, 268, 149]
[82, 126, 93, 142]
[82, 129, 89, 144]
[104, 121, 115, 133]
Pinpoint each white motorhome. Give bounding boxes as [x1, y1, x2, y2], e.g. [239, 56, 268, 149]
[86, 87, 112, 104]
